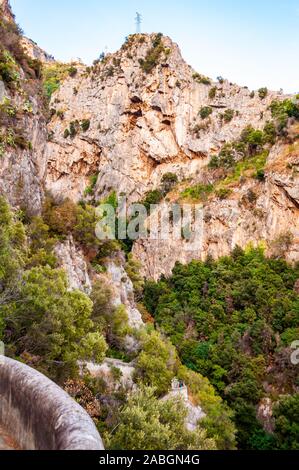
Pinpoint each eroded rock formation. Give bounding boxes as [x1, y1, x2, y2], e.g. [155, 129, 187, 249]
[42, 34, 298, 279]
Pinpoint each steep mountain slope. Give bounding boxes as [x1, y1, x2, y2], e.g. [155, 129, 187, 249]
[0, 0, 48, 214]
[0, 0, 298, 451]
[44, 33, 299, 278]
[46, 33, 282, 201]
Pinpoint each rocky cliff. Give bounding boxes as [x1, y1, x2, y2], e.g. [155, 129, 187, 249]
[0, 0, 14, 22]
[46, 34, 282, 202]
[1, 0, 298, 279]
[0, 0, 48, 214]
[43, 33, 299, 279]
[1, 2, 298, 450]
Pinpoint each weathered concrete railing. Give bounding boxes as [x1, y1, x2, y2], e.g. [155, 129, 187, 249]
[0, 356, 104, 450]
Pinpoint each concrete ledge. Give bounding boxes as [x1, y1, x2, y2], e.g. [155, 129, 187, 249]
[0, 356, 104, 450]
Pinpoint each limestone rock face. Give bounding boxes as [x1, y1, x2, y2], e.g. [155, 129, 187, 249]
[45, 34, 283, 204]
[0, 0, 14, 22]
[54, 235, 92, 293]
[133, 139, 299, 279]
[1, 11, 298, 281]
[21, 37, 55, 64]
[43, 33, 299, 279]
[105, 255, 144, 330]
[0, 82, 47, 215]
[0, 0, 48, 214]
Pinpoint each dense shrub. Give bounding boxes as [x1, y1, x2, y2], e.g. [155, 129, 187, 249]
[222, 108, 235, 123]
[135, 330, 179, 395]
[105, 386, 216, 450]
[43, 196, 78, 236]
[193, 73, 211, 85]
[181, 183, 213, 201]
[209, 87, 217, 99]
[81, 119, 90, 132]
[258, 87, 268, 100]
[43, 63, 79, 100]
[269, 99, 299, 134]
[142, 189, 163, 210]
[143, 247, 299, 448]
[0, 198, 107, 381]
[161, 172, 178, 194]
[263, 120, 277, 144]
[273, 394, 299, 450]
[139, 33, 165, 74]
[200, 106, 213, 119]
[0, 49, 19, 85]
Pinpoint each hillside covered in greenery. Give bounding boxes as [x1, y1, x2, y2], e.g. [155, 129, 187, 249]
[144, 248, 299, 449]
[0, 197, 237, 450]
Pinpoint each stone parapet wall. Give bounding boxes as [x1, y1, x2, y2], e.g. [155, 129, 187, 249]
[0, 356, 104, 450]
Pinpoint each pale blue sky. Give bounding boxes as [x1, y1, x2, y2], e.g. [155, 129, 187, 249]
[10, 0, 299, 93]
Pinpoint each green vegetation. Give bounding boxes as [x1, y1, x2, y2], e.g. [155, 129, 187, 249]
[186, 150, 267, 204]
[142, 189, 164, 210]
[0, 49, 20, 86]
[273, 394, 299, 450]
[0, 97, 17, 120]
[135, 173, 177, 215]
[143, 247, 299, 449]
[43, 62, 79, 100]
[180, 155, 268, 201]
[215, 187, 232, 199]
[181, 183, 214, 202]
[0, 199, 237, 450]
[139, 33, 165, 74]
[105, 386, 216, 450]
[208, 122, 273, 172]
[209, 87, 217, 100]
[199, 106, 213, 120]
[135, 330, 178, 395]
[125, 254, 144, 300]
[258, 87, 268, 100]
[0, 126, 32, 156]
[42, 195, 120, 256]
[193, 73, 211, 85]
[221, 108, 235, 123]
[63, 128, 70, 139]
[221, 151, 268, 185]
[64, 119, 91, 138]
[84, 173, 98, 196]
[0, 18, 40, 87]
[0, 18, 42, 158]
[0, 197, 107, 381]
[270, 99, 299, 134]
[81, 118, 90, 132]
